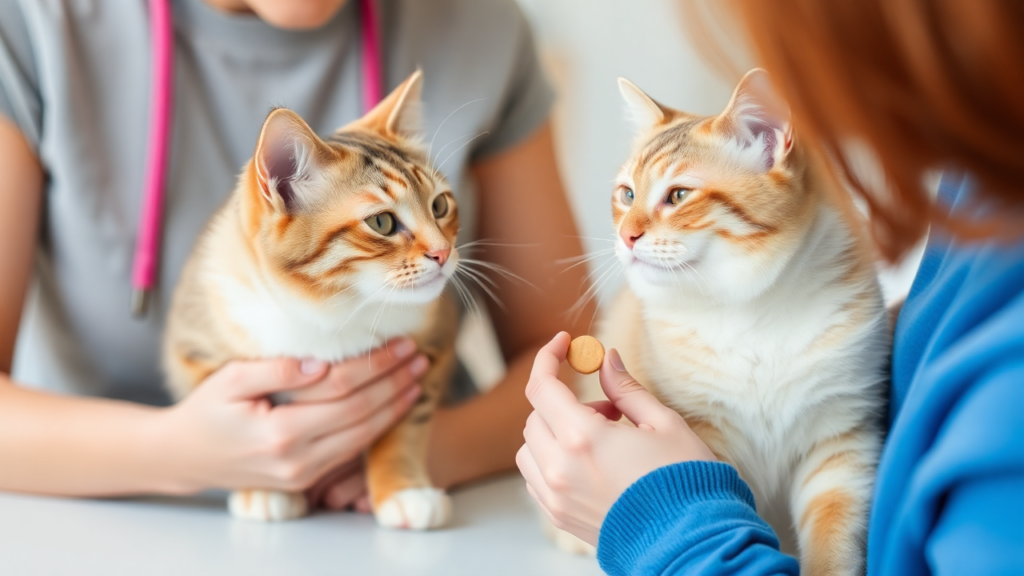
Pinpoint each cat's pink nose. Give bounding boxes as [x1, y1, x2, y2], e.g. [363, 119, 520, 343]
[427, 247, 451, 267]
[620, 228, 644, 249]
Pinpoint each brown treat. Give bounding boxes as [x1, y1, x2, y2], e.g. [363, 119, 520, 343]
[567, 335, 605, 375]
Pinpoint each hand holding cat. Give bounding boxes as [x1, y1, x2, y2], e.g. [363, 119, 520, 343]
[157, 339, 426, 494]
[517, 332, 717, 546]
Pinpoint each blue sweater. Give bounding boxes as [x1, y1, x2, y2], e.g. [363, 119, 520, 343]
[597, 176, 1024, 576]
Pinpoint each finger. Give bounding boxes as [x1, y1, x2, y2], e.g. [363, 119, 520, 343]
[304, 385, 420, 470]
[287, 339, 421, 403]
[515, 444, 549, 497]
[525, 374, 592, 440]
[273, 368, 421, 442]
[525, 483, 558, 524]
[306, 458, 363, 507]
[323, 471, 368, 510]
[522, 411, 558, 465]
[600, 349, 679, 430]
[528, 332, 571, 384]
[354, 494, 372, 514]
[218, 358, 329, 401]
[584, 400, 623, 422]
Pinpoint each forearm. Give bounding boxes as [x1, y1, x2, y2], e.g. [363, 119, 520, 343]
[599, 462, 799, 576]
[429, 344, 576, 489]
[0, 375, 183, 497]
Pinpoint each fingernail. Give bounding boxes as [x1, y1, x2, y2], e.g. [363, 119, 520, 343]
[609, 349, 627, 372]
[300, 358, 327, 375]
[409, 355, 430, 376]
[393, 339, 417, 357]
[405, 384, 422, 400]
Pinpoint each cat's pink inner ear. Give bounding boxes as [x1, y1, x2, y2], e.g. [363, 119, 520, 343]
[718, 69, 793, 171]
[254, 109, 320, 211]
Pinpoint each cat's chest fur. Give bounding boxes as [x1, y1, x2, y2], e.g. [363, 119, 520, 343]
[215, 271, 432, 363]
[601, 213, 888, 506]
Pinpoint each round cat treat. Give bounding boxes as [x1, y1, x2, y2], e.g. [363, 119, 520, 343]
[567, 335, 605, 374]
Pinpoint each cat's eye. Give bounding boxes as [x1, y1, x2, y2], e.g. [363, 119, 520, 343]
[668, 188, 691, 205]
[365, 212, 397, 236]
[431, 194, 449, 218]
[620, 188, 635, 206]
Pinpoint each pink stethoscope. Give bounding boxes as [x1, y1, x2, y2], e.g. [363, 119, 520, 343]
[131, 0, 383, 317]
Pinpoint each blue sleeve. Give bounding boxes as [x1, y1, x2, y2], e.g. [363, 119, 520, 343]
[924, 363, 1024, 576]
[597, 461, 800, 576]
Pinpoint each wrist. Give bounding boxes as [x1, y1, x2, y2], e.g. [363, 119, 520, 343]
[137, 405, 203, 495]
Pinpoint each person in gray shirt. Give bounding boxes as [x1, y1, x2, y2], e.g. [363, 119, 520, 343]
[0, 0, 593, 511]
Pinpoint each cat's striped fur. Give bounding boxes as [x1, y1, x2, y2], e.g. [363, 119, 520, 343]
[569, 71, 888, 575]
[163, 71, 459, 529]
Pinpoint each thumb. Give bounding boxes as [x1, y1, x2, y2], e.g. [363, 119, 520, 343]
[599, 349, 678, 430]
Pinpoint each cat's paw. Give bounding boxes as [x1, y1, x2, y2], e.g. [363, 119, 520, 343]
[228, 489, 308, 521]
[544, 520, 596, 556]
[375, 487, 452, 530]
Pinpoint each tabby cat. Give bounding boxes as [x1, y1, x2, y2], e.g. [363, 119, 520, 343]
[163, 71, 459, 530]
[569, 71, 889, 575]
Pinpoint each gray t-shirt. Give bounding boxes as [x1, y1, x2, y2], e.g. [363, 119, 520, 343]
[0, 0, 553, 405]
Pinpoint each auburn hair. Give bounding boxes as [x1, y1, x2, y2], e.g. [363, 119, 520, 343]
[687, 0, 1024, 262]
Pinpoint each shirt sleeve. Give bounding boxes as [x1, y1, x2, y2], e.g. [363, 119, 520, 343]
[0, 0, 42, 152]
[924, 362, 1024, 576]
[598, 461, 800, 576]
[470, 3, 554, 160]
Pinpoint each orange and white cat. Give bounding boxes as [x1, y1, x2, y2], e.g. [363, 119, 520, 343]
[163, 71, 459, 530]
[568, 71, 889, 575]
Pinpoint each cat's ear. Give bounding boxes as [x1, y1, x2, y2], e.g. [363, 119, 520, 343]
[350, 69, 424, 143]
[254, 108, 329, 212]
[714, 69, 793, 172]
[618, 78, 678, 134]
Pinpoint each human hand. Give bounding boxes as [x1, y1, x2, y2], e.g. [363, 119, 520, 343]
[157, 339, 428, 495]
[516, 332, 716, 546]
[305, 457, 372, 513]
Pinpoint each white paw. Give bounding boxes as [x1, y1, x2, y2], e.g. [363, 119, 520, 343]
[375, 488, 452, 530]
[228, 489, 308, 521]
[545, 520, 596, 556]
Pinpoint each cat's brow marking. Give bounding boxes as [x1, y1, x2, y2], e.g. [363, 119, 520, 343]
[282, 223, 355, 270]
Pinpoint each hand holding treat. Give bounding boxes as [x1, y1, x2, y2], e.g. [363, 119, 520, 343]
[566, 335, 605, 374]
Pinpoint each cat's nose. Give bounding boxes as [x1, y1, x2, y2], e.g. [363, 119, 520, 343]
[619, 228, 644, 249]
[426, 247, 451, 267]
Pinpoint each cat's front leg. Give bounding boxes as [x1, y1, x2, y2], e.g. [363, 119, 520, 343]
[790, 425, 881, 576]
[366, 347, 455, 530]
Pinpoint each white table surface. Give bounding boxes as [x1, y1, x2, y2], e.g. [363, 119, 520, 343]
[0, 474, 605, 576]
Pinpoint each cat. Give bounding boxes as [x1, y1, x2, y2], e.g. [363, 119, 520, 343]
[561, 70, 889, 575]
[163, 71, 460, 530]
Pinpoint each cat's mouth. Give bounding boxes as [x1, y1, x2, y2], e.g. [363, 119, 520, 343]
[394, 267, 450, 294]
[629, 254, 700, 273]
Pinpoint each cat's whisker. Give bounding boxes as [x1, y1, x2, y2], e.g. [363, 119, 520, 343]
[568, 257, 619, 324]
[457, 264, 500, 290]
[454, 267, 506, 312]
[448, 274, 476, 317]
[367, 283, 399, 366]
[557, 249, 617, 273]
[455, 239, 538, 253]
[566, 234, 618, 243]
[427, 98, 487, 162]
[431, 131, 480, 177]
[581, 255, 618, 285]
[435, 131, 491, 176]
[556, 249, 616, 265]
[586, 263, 623, 333]
[458, 258, 534, 289]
